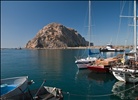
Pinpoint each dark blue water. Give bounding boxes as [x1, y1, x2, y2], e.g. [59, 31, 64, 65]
[1, 49, 138, 100]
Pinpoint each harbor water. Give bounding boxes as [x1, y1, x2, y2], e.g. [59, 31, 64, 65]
[1, 49, 138, 100]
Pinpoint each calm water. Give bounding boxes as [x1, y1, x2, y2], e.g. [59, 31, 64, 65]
[1, 49, 138, 100]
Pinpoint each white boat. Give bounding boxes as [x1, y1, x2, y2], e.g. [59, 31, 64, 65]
[111, 66, 138, 83]
[110, 0, 138, 83]
[75, 0, 97, 69]
[99, 44, 124, 52]
[1, 76, 28, 99]
[75, 56, 97, 69]
[130, 45, 138, 52]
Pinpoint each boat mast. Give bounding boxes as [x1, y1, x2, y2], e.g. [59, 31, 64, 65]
[88, 0, 91, 48]
[134, 0, 137, 61]
[88, 0, 91, 57]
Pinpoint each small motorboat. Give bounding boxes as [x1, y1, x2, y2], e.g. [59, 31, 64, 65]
[1, 76, 28, 99]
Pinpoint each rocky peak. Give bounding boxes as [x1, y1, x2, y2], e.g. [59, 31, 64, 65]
[25, 22, 90, 49]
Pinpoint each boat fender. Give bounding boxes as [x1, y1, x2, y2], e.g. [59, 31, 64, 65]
[28, 80, 35, 85]
[123, 68, 127, 72]
[56, 89, 63, 98]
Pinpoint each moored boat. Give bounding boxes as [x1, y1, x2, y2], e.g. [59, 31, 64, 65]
[111, 66, 138, 83]
[110, 53, 138, 83]
[1, 76, 28, 99]
[75, 56, 97, 69]
[99, 44, 124, 52]
[1, 76, 63, 100]
[75, 1, 99, 69]
[8, 86, 63, 100]
[110, 0, 138, 83]
[87, 64, 109, 73]
[87, 57, 120, 73]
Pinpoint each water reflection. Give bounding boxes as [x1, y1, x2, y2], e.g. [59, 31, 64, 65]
[74, 63, 137, 100]
[75, 69, 116, 97]
[100, 52, 124, 58]
[87, 72, 116, 95]
[75, 69, 91, 80]
[111, 81, 138, 100]
[87, 72, 115, 85]
[36, 49, 63, 69]
[28, 49, 64, 81]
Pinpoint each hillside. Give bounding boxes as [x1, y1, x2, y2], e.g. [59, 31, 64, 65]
[26, 23, 92, 49]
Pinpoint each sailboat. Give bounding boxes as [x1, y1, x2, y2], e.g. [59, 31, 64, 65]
[75, 0, 97, 69]
[110, 0, 138, 83]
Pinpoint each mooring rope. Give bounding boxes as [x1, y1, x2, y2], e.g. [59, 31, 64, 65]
[62, 83, 138, 98]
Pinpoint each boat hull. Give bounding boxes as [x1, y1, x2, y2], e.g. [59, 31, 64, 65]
[75, 57, 97, 69]
[8, 86, 63, 100]
[111, 67, 138, 83]
[1, 76, 28, 99]
[76, 63, 89, 69]
[87, 65, 109, 73]
[99, 49, 124, 52]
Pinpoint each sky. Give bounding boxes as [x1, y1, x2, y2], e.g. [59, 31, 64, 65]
[1, 1, 138, 48]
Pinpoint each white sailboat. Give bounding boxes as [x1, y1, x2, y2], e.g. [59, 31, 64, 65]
[110, 0, 138, 83]
[75, 0, 97, 69]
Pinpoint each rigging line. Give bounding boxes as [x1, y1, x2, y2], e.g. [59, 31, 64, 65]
[116, 14, 122, 46]
[80, 48, 87, 59]
[120, 1, 126, 16]
[62, 83, 138, 97]
[76, 3, 88, 58]
[126, 1, 133, 46]
[116, 1, 126, 46]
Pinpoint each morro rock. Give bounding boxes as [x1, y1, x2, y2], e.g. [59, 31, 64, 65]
[25, 23, 91, 49]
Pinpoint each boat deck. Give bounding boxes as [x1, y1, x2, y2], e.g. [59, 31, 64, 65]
[94, 57, 119, 66]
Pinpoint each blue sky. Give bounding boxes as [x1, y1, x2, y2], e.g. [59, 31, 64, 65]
[1, 1, 137, 48]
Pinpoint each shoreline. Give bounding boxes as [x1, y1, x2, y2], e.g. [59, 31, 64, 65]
[2, 45, 133, 50]
[26, 45, 133, 49]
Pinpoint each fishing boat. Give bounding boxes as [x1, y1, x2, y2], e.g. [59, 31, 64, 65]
[110, 0, 138, 83]
[99, 44, 124, 52]
[75, 0, 98, 69]
[1, 76, 28, 99]
[87, 57, 120, 73]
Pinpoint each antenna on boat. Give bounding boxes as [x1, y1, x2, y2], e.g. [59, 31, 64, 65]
[88, 0, 91, 58]
[133, 0, 137, 61]
[88, 0, 91, 48]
